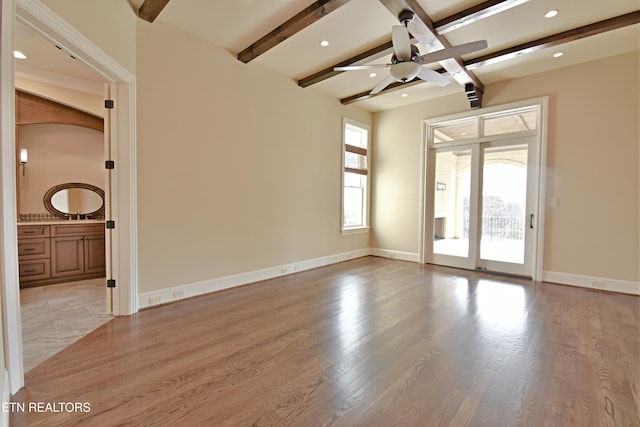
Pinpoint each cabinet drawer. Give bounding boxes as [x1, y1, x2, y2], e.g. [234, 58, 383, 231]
[19, 259, 51, 282]
[17, 225, 50, 238]
[18, 238, 50, 260]
[51, 223, 104, 237]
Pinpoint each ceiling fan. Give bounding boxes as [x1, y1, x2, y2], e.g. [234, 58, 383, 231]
[335, 25, 487, 95]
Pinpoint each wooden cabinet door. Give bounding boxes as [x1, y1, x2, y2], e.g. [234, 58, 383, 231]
[84, 235, 106, 274]
[51, 236, 84, 278]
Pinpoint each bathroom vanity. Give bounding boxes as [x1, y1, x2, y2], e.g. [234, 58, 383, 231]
[18, 221, 106, 288]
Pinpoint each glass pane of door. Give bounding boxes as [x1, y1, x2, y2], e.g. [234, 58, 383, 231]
[479, 145, 528, 264]
[433, 149, 472, 258]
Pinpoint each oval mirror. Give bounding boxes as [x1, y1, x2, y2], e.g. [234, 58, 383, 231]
[44, 183, 105, 219]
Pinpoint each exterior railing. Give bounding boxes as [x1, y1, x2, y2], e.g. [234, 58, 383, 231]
[464, 215, 524, 240]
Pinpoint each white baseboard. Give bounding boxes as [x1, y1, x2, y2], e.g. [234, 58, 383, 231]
[542, 271, 640, 295]
[1, 368, 8, 427]
[138, 248, 371, 309]
[369, 248, 420, 263]
[139, 252, 639, 309]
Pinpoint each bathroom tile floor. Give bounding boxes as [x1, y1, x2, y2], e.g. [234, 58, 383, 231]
[20, 278, 113, 372]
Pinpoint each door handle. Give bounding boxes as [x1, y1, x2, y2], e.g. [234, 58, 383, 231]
[530, 214, 534, 229]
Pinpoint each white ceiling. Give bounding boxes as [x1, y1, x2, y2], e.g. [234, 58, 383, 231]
[14, 0, 640, 112]
[14, 21, 107, 95]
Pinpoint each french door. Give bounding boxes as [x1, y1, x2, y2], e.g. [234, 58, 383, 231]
[427, 137, 539, 277]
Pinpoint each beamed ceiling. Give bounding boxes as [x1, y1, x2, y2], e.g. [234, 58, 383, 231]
[15, 0, 640, 112]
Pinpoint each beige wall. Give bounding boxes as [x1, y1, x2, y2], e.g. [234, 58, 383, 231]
[18, 123, 104, 214]
[372, 51, 639, 282]
[136, 21, 371, 292]
[372, 92, 470, 255]
[23, 1, 372, 296]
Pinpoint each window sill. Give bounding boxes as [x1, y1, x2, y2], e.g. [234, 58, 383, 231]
[341, 226, 370, 236]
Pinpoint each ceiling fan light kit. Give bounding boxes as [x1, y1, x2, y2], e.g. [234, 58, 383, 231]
[390, 62, 420, 82]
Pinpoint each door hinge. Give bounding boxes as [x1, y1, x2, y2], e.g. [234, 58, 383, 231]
[106, 220, 116, 229]
[105, 160, 115, 169]
[105, 99, 114, 109]
[107, 279, 116, 288]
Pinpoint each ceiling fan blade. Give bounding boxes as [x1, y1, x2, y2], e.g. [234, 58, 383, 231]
[416, 67, 450, 87]
[415, 40, 488, 65]
[334, 64, 390, 71]
[370, 74, 396, 95]
[391, 25, 412, 61]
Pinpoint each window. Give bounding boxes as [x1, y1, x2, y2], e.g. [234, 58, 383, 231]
[483, 108, 538, 136]
[432, 118, 478, 143]
[342, 119, 370, 232]
[429, 106, 539, 144]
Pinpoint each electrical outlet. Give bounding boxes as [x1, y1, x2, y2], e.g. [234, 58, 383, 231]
[281, 267, 289, 274]
[173, 290, 185, 299]
[149, 296, 162, 305]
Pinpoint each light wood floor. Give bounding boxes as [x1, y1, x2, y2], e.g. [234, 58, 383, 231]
[11, 257, 640, 426]
[20, 278, 112, 372]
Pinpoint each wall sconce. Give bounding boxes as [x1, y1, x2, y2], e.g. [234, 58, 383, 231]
[19, 148, 28, 176]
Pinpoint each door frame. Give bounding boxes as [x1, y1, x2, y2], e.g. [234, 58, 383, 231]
[1, 0, 138, 393]
[425, 144, 479, 271]
[420, 97, 548, 280]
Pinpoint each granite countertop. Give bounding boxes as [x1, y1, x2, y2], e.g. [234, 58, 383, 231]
[17, 219, 106, 226]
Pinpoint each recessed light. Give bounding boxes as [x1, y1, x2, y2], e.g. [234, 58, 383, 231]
[320, 40, 330, 47]
[13, 50, 27, 59]
[553, 52, 564, 58]
[401, 93, 408, 98]
[545, 9, 559, 18]
[369, 72, 377, 78]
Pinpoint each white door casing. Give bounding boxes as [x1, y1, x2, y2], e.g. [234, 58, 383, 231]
[421, 98, 548, 280]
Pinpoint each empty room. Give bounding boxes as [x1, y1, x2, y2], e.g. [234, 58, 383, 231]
[0, 0, 638, 426]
